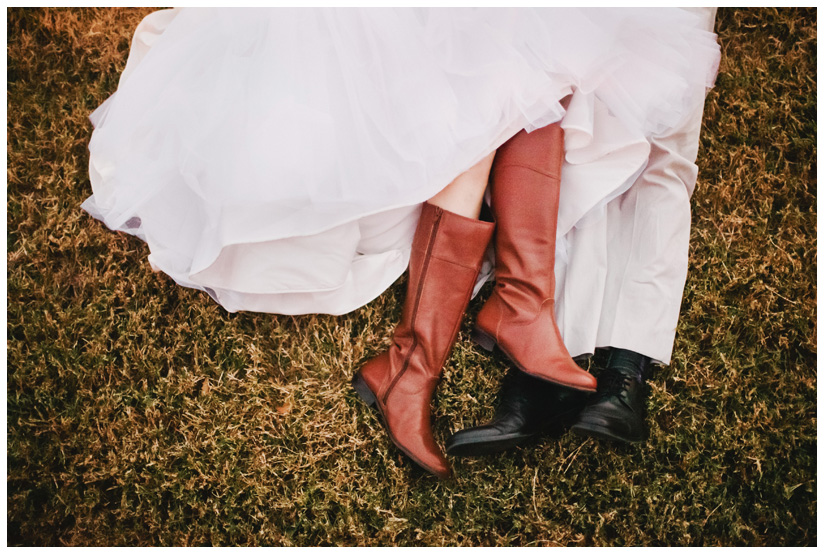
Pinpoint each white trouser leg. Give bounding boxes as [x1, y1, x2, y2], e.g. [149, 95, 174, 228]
[556, 7, 716, 364]
[594, 115, 701, 364]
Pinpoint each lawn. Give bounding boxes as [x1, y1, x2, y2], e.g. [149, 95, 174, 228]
[6, 7, 816, 546]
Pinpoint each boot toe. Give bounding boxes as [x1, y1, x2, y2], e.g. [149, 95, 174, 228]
[566, 370, 598, 392]
[446, 424, 535, 457]
[395, 438, 451, 479]
[523, 366, 597, 392]
[571, 404, 645, 443]
[384, 412, 452, 479]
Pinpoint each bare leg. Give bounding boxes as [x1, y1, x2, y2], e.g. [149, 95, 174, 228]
[428, 151, 496, 219]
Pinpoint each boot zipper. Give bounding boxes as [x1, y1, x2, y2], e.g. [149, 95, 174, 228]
[382, 207, 443, 404]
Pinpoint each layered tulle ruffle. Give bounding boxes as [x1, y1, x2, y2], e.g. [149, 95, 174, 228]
[84, 7, 719, 314]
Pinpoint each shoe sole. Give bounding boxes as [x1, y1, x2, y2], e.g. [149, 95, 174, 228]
[351, 371, 451, 479]
[446, 432, 536, 457]
[569, 420, 645, 444]
[446, 405, 583, 457]
[472, 327, 597, 393]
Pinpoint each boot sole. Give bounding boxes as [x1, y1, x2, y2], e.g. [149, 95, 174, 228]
[446, 406, 583, 457]
[351, 371, 378, 407]
[446, 431, 536, 457]
[472, 327, 597, 393]
[569, 420, 646, 444]
[351, 371, 451, 479]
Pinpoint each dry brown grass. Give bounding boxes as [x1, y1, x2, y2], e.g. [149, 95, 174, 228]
[7, 7, 816, 546]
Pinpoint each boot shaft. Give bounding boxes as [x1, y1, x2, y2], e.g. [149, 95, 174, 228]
[474, 123, 597, 392]
[354, 202, 495, 479]
[379, 202, 494, 398]
[489, 123, 565, 317]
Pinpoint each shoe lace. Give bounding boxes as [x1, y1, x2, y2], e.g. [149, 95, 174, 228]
[596, 366, 634, 398]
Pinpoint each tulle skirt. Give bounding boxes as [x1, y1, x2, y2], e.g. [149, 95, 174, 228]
[83, 7, 720, 314]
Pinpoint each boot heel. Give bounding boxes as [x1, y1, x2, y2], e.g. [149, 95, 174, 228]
[472, 327, 496, 352]
[351, 372, 377, 407]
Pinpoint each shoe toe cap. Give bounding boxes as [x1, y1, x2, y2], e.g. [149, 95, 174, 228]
[572, 403, 645, 443]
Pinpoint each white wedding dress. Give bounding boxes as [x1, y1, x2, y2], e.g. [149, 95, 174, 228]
[83, 8, 720, 315]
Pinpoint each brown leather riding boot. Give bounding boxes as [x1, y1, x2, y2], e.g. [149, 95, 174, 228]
[352, 202, 495, 479]
[474, 123, 597, 392]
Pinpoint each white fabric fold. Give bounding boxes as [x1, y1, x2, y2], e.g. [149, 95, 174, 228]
[84, 7, 720, 317]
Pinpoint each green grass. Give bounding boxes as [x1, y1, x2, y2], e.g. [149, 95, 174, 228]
[7, 7, 816, 546]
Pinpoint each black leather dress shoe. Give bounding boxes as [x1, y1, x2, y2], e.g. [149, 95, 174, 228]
[570, 348, 651, 443]
[446, 367, 588, 457]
